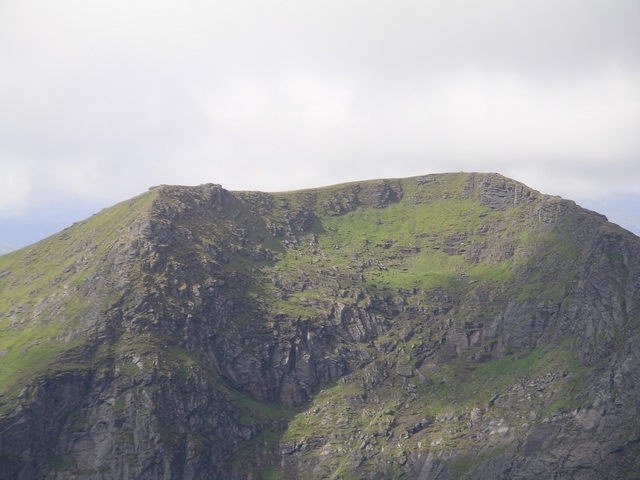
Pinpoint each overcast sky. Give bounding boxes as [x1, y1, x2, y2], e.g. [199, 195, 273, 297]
[1, 0, 639, 247]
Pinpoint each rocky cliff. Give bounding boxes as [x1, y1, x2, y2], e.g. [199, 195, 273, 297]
[0, 172, 639, 479]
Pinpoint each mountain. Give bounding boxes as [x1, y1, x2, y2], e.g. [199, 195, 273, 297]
[0, 172, 639, 479]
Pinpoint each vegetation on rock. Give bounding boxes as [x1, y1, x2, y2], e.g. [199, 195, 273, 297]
[0, 172, 639, 479]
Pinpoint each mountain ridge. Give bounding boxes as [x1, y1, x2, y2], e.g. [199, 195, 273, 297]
[0, 172, 639, 479]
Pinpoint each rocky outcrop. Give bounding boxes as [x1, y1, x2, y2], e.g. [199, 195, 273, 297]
[462, 172, 539, 210]
[367, 180, 403, 208]
[323, 184, 360, 216]
[322, 180, 403, 215]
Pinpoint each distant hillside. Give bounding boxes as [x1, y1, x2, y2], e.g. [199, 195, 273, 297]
[0, 172, 639, 479]
[0, 241, 17, 255]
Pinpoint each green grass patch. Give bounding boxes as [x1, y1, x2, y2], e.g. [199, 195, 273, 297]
[261, 465, 285, 480]
[119, 361, 141, 376]
[228, 387, 301, 425]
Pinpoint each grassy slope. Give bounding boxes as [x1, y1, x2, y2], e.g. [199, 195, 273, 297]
[0, 190, 157, 400]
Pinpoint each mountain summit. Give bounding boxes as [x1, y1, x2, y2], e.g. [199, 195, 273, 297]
[0, 172, 639, 479]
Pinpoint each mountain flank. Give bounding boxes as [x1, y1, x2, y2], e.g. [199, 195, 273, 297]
[0, 172, 639, 479]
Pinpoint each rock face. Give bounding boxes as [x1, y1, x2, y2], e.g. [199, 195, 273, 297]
[0, 172, 639, 479]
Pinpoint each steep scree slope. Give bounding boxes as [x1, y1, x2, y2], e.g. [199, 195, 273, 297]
[0, 172, 639, 479]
